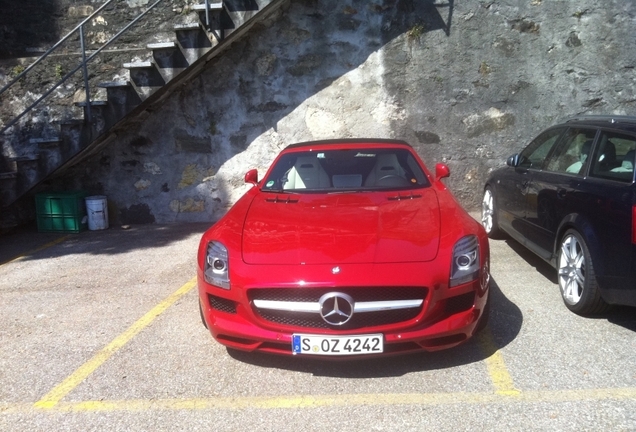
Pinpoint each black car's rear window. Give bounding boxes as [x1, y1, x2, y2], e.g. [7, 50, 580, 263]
[262, 148, 430, 192]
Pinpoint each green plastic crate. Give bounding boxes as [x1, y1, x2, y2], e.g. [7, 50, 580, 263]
[36, 191, 87, 216]
[35, 191, 88, 233]
[36, 214, 87, 233]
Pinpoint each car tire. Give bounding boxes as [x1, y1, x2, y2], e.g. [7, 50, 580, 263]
[557, 229, 610, 315]
[482, 187, 503, 239]
[199, 298, 208, 329]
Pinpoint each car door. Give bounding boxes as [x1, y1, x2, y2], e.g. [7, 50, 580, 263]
[571, 129, 636, 301]
[524, 127, 599, 261]
[497, 127, 565, 242]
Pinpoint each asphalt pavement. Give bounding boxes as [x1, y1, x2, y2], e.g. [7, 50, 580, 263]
[0, 219, 635, 431]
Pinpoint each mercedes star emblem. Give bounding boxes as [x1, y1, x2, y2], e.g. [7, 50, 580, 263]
[319, 292, 354, 326]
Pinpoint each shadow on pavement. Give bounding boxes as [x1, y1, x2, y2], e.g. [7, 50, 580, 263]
[596, 306, 636, 333]
[498, 237, 636, 333]
[504, 238, 557, 284]
[0, 222, 212, 264]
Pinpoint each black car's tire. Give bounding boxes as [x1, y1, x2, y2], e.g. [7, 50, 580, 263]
[199, 297, 209, 329]
[557, 229, 610, 315]
[482, 186, 503, 239]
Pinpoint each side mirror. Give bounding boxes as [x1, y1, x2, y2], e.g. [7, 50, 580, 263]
[435, 163, 450, 181]
[244, 169, 258, 186]
[506, 154, 520, 167]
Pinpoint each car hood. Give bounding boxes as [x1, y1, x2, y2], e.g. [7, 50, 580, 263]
[242, 190, 440, 265]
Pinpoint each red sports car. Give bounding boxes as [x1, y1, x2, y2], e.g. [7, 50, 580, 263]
[197, 139, 490, 357]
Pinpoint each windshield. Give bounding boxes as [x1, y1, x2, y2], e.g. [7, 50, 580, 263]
[262, 148, 430, 192]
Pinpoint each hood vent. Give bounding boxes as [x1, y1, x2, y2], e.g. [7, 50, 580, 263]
[387, 193, 422, 201]
[265, 195, 299, 204]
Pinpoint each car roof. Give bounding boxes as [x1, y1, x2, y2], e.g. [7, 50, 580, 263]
[284, 138, 412, 150]
[562, 115, 636, 133]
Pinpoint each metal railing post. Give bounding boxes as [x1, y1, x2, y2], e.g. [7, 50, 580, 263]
[79, 24, 92, 123]
[205, 0, 210, 28]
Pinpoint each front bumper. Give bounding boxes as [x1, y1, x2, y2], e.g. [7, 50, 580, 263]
[198, 275, 489, 357]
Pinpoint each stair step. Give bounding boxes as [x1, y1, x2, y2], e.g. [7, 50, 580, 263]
[148, 42, 178, 50]
[123, 61, 165, 97]
[0, 172, 18, 180]
[97, 80, 142, 109]
[30, 138, 62, 147]
[8, 155, 39, 162]
[174, 23, 202, 31]
[74, 100, 108, 107]
[192, 2, 223, 12]
[123, 61, 154, 69]
[55, 119, 85, 125]
[97, 80, 131, 88]
[174, 21, 214, 59]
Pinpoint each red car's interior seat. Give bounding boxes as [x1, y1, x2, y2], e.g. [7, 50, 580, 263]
[364, 154, 406, 186]
[283, 156, 331, 189]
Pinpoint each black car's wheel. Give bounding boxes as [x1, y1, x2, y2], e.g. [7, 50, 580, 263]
[557, 229, 610, 315]
[482, 187, 503, 238]
[199, 298, 208, 329]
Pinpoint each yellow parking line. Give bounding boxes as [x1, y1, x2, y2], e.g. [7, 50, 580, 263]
[478, 327, 521, 396]
[15, 387, 636, 413]
[0, 235, 70, 266]
[33, 277, 197, 410]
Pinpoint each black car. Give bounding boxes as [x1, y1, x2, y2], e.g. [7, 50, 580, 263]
[482, 115, 636, 315]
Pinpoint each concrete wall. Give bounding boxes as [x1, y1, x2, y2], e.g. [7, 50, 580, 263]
[59, 0, 636, 224]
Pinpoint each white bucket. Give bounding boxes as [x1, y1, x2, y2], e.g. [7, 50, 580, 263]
[85, 195, 109, 230]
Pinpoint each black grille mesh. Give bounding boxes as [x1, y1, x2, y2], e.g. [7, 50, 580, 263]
[445, 292, 475, 315]
[256, 308, 421, 330]
[208, 294, 237, 314]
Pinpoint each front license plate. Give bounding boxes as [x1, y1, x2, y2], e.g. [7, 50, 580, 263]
[292, 334, 383, 356]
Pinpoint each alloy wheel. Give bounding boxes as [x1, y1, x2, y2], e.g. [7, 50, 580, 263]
[558, 234, 586, 305]
[481, 189, 494, 233]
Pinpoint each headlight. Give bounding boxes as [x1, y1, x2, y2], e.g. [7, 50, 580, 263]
[450, 235, 480, 287]
[204, 241, 230, 289]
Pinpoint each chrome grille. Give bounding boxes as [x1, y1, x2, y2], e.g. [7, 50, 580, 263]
[250, 287, 427, 303]
[249, 287, 427, 330]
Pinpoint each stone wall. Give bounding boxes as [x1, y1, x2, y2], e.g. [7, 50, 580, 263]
[8, 0, 636, 224]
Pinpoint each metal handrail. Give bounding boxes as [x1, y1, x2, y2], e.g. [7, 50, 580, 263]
[0, 0, 117, 97]
[0, 0, 164, 135]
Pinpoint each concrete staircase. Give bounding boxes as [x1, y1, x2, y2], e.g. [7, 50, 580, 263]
[0, 0, 286, 228]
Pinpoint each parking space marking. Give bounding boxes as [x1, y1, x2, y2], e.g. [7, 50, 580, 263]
[477, 328, 520, 396]
[33, 276, 197, 410]
[3, 277, 631, 415]
[0, 235, 69, 267]
[0, 387, 624, 413]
